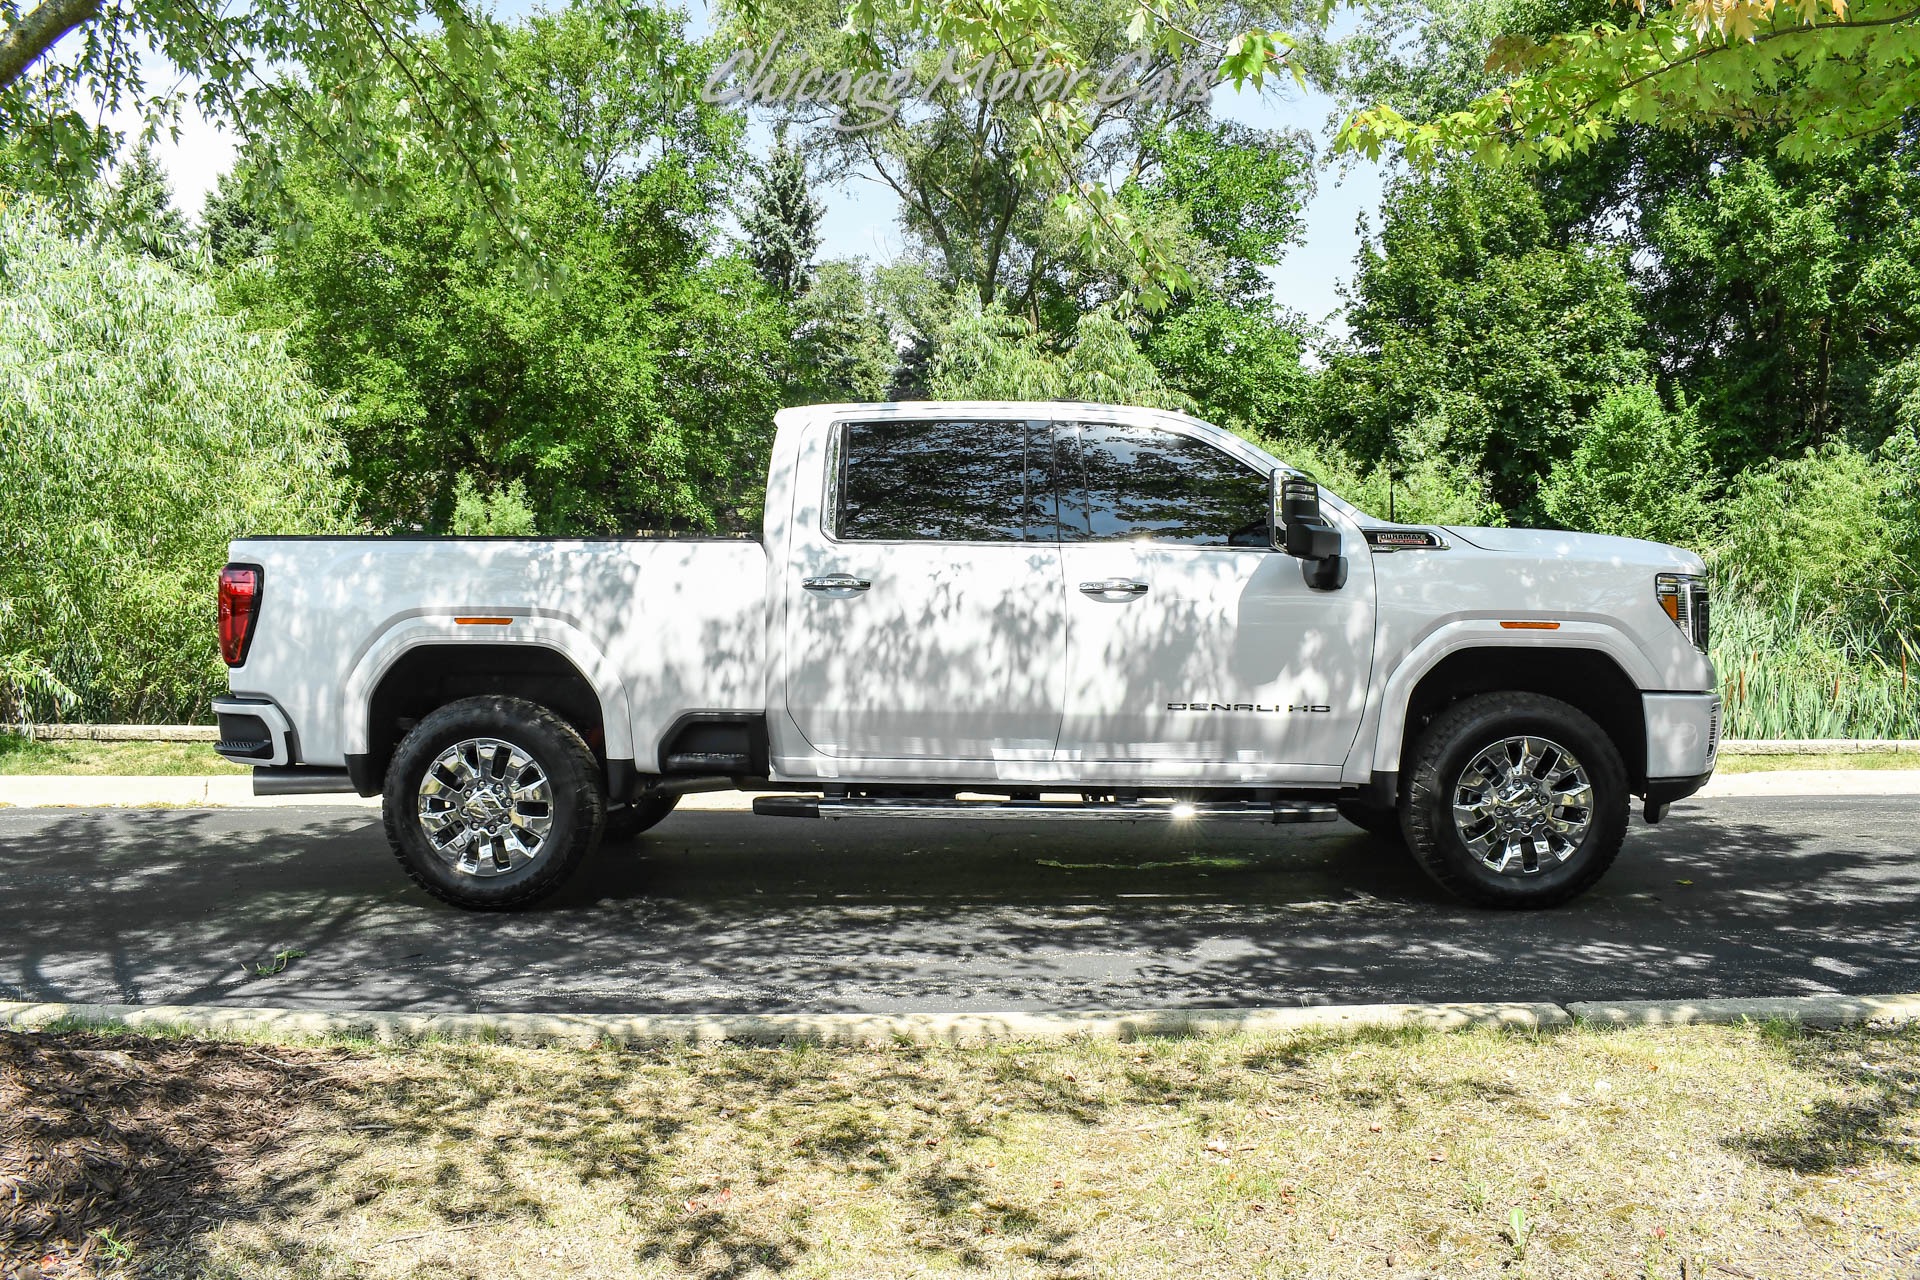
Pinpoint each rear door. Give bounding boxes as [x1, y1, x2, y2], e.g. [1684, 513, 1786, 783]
[1053, 419, 1375, 770]
[782, 415, 1068, 763]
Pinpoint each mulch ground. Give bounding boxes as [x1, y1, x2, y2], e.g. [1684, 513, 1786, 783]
[0, 1030, 350, 1278]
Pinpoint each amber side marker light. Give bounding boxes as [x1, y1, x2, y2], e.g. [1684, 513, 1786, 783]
[454, 617, 513, 626]
[1499, 620, 1561, 630]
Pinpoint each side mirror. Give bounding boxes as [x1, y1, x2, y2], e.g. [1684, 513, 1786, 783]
[1271, 470, 1348, 590]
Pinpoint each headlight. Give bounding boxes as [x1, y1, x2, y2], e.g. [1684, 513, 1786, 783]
[1655, 573, 1709, 652]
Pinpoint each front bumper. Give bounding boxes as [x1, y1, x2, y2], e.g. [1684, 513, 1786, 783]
[1642, 691, 1721, 799]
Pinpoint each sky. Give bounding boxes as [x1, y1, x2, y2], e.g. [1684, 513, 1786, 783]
[116, 7, 1387, 336]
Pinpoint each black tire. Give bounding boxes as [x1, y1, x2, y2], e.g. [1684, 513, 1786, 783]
[382, 695, 605, 910]
[1336, 799, 1405, 844]
[1402, 692, 1628, 909]
[602, 793, 680, 842]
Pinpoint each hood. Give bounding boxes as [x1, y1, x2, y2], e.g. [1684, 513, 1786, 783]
[1440, 526, 1706, 574]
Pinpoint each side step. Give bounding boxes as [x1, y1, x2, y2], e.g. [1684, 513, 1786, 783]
[752, 796, 1337, 824]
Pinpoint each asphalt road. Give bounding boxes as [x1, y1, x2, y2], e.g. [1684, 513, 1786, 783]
[1, 796, 1916, 1014]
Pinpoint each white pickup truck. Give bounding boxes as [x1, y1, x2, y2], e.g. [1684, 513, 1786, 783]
[213, 400, 1719, 910]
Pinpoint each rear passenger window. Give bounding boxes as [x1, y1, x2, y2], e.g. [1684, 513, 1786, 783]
[1059, 423, 1270, 546]
[836, 419, 1055, 542]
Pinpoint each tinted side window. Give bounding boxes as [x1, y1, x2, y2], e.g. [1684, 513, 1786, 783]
[836, 419, 1055, 542]
[1059, 423, 1269, 546]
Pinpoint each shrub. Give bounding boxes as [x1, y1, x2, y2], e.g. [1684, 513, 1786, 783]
[0, 205, 356, 723]
[1539, 385, 1716, 547]
[450, 475, 538, 537]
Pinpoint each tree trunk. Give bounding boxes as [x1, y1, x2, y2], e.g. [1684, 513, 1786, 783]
[0, 0, 101, 93]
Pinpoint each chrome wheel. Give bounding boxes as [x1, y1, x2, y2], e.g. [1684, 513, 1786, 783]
[417, 737, 553, 877]
[1451, 735, 1594, 876]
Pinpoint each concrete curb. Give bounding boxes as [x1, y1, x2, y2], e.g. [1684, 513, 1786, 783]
[1721, 738, 1920, 756]
[1566, 994, 1920, 1027]
[3, 994, 1916, 1047]
[5, 724, 217, 742]
[0, 999, 1566, 1046]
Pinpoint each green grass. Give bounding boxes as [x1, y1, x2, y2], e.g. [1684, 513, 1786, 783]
[10, 1020, 1919, 1279]
[0, 735, 248, 775]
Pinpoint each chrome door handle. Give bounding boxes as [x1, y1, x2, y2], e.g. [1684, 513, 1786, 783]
[1079, 579, 1149, 598]
[803, 574, 872, 596]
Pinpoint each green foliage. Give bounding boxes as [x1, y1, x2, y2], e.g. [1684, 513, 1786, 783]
[0, 0, 541, 255]
[1338, 0, 1920, 166]
[742, 126, 824, 300]
[789, 259, 895, 404]
[1314, 164, 1646, 519]
[0, 205, 354, 723]
[1717, 437, 1915, 630]
[1143, 297, 1315, 437]
[95, 141, 188, 261]
[741, 0, 1322, 320]
[1133, 121, 1317, 306]
[449, 475, 538, 537]
[240, 6, 788, 536]
[1644, 150, 1920, 471]
[1540, 385, 1716, 546]
[928, 305, 1193, 410]
[1255, 427, 1507, 526]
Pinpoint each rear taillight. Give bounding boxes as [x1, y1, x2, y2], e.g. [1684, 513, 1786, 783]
[218, 564, 261, 667]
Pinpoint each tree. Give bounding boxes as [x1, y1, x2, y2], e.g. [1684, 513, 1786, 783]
[1313, 164, 1647, 519]
[727, 0, 1323, 318]
[742, 125, 824, 298]
[199, 162, 274, 269]
[1338, 0, 1920, 166]
[0, 0, 546, 245]
[1539, 385, 1716, 544]
[789, 259, 895, 403]
[1639, 148, 1920, 471]
[928, 305, 1192, 408]
[1143, 296, 1315, 437]
[0, 203, 354, 723]
[235, 6, 787, 536]
[94, 138, 186, 259]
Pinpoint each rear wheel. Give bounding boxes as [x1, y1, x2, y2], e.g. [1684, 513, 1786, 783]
[382, 695, 605, 910]
[1403, 692, 1627, 909]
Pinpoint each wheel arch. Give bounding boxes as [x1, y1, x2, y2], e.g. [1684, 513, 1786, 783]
[343, 618, 633, 795]
[1371, 625, 1655, 791]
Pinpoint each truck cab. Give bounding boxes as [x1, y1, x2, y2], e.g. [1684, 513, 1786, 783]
[214, 401, 1721, 911]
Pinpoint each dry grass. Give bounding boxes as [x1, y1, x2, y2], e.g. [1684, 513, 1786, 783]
[6, 1021, 1917, 1279]
[0, 739, 246, 776]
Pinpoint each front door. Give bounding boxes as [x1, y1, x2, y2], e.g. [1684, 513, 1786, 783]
[783, 415, 1068, 763]
[1052, 420, 1375, 770]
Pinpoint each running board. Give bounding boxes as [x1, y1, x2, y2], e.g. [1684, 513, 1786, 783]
[752, 796, 1338, 823]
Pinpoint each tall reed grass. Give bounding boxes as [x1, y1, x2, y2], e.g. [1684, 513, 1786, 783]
[1711, 583, 1920, 739]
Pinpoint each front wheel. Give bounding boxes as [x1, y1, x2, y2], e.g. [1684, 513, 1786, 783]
[382, 695, 606, 910]
[1403, 692, 1628, 909]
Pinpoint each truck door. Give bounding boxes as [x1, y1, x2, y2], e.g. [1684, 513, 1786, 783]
[1052, 420, 1375, 770]
[782, 415, 1068, 763]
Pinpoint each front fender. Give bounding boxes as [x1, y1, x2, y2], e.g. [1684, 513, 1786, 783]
[1359, 618, 1663, 778]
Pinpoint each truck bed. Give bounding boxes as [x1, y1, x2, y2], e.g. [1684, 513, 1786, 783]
[226, 536, 769, 770]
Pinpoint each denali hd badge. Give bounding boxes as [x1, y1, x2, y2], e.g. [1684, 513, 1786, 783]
[1167, 702, 1330, 713]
